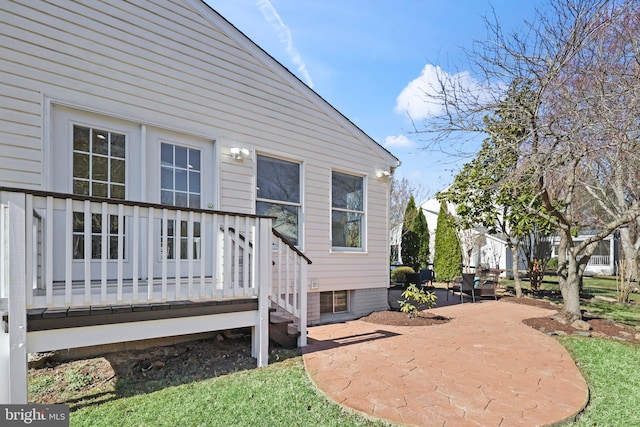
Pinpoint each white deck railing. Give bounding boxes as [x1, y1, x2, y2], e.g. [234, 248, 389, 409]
[588, 255, 610, 266]
[0, 188, 308, 317]
[271, 229, 310, 345]
[1, 188, 311, 403]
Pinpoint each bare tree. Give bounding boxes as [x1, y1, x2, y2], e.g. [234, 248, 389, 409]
[412, 0, 640, 321]
[390, 177, 429, 264]
[457, 228, 483, 271]
[390, 176, 428, 231]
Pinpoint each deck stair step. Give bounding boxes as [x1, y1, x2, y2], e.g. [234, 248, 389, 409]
[268, 311, 300, 349]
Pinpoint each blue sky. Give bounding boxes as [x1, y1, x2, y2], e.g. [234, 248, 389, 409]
[205, 1, 542, 197]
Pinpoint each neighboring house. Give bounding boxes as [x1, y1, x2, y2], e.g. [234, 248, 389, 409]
[0, 0, 399, 403]
[471, 231, 618, 277]
[549, 231, 619, 277]
[411, 196, 619, 278]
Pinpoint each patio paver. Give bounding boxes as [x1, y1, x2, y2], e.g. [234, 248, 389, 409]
[303, 296, 588, 426]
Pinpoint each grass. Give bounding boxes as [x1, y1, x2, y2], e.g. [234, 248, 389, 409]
[43, 279, 640, 426]
[70, 357, 392, 427]
[559, 337, 640, 426]
[502, 275, 640, 328]
[29, 375, 56, 395]
[65, 335, 640, 427]
[584, 301, 640, 327]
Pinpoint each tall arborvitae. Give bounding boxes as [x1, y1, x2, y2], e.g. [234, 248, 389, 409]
[401, 196, 420, 271]
[416, 207, 430, 270]
[433, 200, 462, 282]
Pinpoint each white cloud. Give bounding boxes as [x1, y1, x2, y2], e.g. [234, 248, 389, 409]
[256, 0, 314, 88]
[394, 64, 492, 121]
[384, 135, 415, 149]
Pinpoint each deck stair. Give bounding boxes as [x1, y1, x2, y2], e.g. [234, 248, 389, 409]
[268, 307, 300, 349]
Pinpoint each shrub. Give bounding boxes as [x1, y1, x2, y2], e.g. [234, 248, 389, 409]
[399, 284, 437, 318]
[433, 200, 462, 282]
[546, 257, 558, 271]
[391, 266, 414, 284]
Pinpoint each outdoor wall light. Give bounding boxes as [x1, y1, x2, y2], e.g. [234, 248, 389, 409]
[376, 169, 391, 178]
[229, 147, 250, 160]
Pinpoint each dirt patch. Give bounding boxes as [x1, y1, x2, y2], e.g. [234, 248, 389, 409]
[28, 329, 298, 408]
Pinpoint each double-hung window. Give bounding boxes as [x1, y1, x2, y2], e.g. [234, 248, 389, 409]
[71, 125, 126, 260]
[331, 171, 364, 249]
[256, 155, 301, 246]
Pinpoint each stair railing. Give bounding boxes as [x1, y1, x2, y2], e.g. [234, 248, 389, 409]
[270, 229, 311, 346]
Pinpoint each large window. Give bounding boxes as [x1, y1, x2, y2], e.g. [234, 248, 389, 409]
[72, 125, 126, 259]
[331, 171, 363, 249]
[256, 155, 301, 245]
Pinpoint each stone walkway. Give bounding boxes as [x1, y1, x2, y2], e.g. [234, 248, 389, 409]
[302, 299, 589, 426]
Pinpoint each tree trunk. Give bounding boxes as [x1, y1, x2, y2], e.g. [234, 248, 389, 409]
[509, 244, 523, 298]
[559, 272, 581, 321]
[619, 226, 638, 282]
[556, 234, 582, 321]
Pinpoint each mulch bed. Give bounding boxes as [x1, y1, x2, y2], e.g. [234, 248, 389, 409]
[363, 295, 640, 344]
[361, 310, 451, 327]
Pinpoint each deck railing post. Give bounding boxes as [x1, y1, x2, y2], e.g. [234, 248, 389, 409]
[299, 257, 308, 347]
[0, 191, 29, 403]
[255, 217, 272, 367]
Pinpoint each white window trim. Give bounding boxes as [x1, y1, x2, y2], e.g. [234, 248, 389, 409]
[330, 169, 367, 253]
[69, 122, 129, 199]
[254, 152, 305, 250]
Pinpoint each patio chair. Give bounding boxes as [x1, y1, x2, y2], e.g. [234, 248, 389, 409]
[449, 271, 498, 303]
[473, 268, 499, 301]
[446, 276, 459, 301]
[405, 272, 421, 288]
[459, 273, 477, 303]
[419, 269, 434, 288]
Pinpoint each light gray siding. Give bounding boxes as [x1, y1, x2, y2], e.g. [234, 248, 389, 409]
[350, 288, 389, 317]
[0, 0, 397, 322]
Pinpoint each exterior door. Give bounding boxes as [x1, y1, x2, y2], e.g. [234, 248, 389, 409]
[50, 106, 142, 283]
[145, 127, 215, 283]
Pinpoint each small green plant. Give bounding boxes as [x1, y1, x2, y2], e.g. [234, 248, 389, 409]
[64, 369, 94, 391]
[391, 266, 414, 284]
[398, 284, 437, 318]
[29, 375, 56, 396]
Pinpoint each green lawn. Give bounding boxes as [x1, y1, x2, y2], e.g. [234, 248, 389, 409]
[65, 277, 640, 426]
[66, 337, 640, 427]
[70, 357, 393, 427]
[67, 336, 640, 427]
[559, 337, 640, 426]
[502, 275, 640, 328]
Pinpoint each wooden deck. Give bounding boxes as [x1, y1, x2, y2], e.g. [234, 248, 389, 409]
[1, 187, 310, 403]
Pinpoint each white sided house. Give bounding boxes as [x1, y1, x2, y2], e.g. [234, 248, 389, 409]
[415, 197, 618, 278]
[0, 0, 399, 403]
